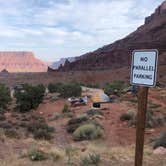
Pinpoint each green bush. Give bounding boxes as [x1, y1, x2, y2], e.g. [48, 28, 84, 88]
[4, 129, 20, 139]
[65, 146, 77, 165]
[49, 112, 62, 121]
[73, 123, 104, 141]
[60, 83, 82, 98]
[0, 84, 11, 109]
[145, 110, 164, 128]
[104, 81, 125, 96]
[121, 110, 165, 128]
[15, 84, 45, 112]
[48, 82, 63, 93]
[87, 109, 103, 117]
[120, 110, 135, 121]
[0, 114, 6, 121]
[66, 115, 89, 133]
[148, 102, 161, 109]
[28, 149, 48, 161]
[153, 132, 166, 149]
[62, 104, 70, 113]
[48, 82, 82, 98]
[81, 154, 101, 166]
[27, 120, 54, 140]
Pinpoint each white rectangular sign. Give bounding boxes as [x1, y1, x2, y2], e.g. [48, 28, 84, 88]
[130, 50, 158, 87]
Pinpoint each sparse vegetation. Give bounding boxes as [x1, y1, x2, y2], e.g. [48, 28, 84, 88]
[65, 146, 77, 165]
[0, 114, 6, 121]
[80, 153, 101, 166]
[27, 119, 54, 140]
[120, 110, 135, 122]
[28, 149, 48, 161]
[15, 84, 45, 112]
[66, 115, 89, 133]
[120, 109, 166, 128]
[62, 104, 71, 113]
[73, 123, 104, 141]
[148, 102, 161, 109]
[49, 112, 62, 121]
[4, 129, 20, 139]
[153, 132, 166, 149]
[104, 80, 126, 96]
[60, 82, 82, 98]
[48, 82, 82, 98]
[48, 82, 63, 93]
[87, 109, 103, 117]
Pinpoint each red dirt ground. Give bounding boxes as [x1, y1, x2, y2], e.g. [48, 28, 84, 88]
[36, 87, 166, 147]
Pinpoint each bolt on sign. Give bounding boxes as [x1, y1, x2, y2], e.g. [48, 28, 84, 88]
[130, 50, 158, 87]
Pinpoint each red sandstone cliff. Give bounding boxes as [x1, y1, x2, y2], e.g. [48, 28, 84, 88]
[58, 1, 166, 71]
[0, 51, 47, 72]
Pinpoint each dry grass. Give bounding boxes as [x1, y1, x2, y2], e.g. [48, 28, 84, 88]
[0, 131, 166, 166]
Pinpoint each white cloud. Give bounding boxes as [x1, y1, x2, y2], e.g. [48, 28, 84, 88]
[0, 0, 164, 61]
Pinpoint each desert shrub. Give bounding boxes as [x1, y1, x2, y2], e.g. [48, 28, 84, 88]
[73, 123, 104, 141]
[153, 132, 166, 149]
[33, 129, 52, 140]
[15, 84, 45, 112]
[65, 146, 77, 165]
[104, 80, 125, 96]
[148, 102, 161, 109]
[27, 120, 54, 140]
[62, 104, 71, 113]
[66, 115, 89, 133]
[0, 122, 13, 129]
[0, 108, 5, 114]
[120, 110, 135, 121]
[49, 112, 62, 121]
[156, 81, 166, 88]
[87, 109, 103, 117]
[48, 82, 82, 98]
[28, 149, 48, 161]
[48, 82, 63, 93]
[121, 110, 165, 128]
[68, 115, 88, 125]
[0, 114, 6, 121]
[0, 84, 11, 109]
[4, 129, 20, 139]
[63, 112, 74, 118]
[60, 83, 82, 98]
[50, 95, 59, 102]
[86, 83, 100, 89]
[49, 112, 73, 121]
[145, 110, 163, 128]
[81, 154, 101, 166]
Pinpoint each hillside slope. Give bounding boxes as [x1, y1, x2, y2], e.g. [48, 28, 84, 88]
[58, 1, 166, 73]
[0, 51, 47, 72]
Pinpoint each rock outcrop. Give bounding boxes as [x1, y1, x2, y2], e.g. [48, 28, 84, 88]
[0, 51, 47, 72]
[49, 57, 76, 70]
[58, 1, 166, 71]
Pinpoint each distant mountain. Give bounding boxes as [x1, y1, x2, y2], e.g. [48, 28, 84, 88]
[0, 51, 47, 72]
[58, 1, 166, 72]
[50, 57, 76, 69]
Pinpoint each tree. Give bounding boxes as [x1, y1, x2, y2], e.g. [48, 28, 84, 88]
[0, 84, 11, 110]
[15, 84, 45, 112]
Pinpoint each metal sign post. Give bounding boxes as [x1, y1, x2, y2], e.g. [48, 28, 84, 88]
[130, 50, 158, 166]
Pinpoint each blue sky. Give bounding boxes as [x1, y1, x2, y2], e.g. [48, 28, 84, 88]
[0, 0, 164, 61]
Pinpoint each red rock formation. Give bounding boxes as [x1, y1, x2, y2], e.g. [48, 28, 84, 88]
[0, 51, 47, 72]
[58, 1, 166, 71]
